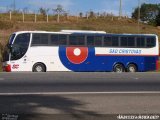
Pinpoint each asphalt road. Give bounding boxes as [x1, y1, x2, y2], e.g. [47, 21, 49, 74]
[0, 72, 160, 120]
[0, 72, 160, 93]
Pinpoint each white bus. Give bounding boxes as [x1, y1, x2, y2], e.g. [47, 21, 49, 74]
[2, 30, 159, 72]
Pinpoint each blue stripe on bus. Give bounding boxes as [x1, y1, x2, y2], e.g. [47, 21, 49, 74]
[58, 46, 158, 72]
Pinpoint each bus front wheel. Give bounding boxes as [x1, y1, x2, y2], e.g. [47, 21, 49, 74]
[33, 63, 46, 72]
[127, 64, 137, 72]
[113, 64, 125, 73]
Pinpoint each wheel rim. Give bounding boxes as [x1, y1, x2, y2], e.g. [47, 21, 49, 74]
[36, 65, 43, 72]
[129, 66, 136, 72]
[115, 66, 123, 73]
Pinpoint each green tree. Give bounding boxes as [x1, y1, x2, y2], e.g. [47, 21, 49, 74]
[53, 5, 65, 23]
[155, 11, 160, 26]
[39, 8, 49, 16]
[132, 3, 160, 25]
[79, 12, 83, 18]
[89, 10, 95, 18]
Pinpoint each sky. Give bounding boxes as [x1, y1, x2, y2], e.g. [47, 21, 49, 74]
[0, 0, 160, 16]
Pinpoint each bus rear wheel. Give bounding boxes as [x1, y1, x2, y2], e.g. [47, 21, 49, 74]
[113, 64, 125, 73]
[33, 63, 46, 72]
[127, 64, 137, 72]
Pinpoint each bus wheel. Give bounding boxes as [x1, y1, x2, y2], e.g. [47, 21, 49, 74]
[113, 64, 125, 73]
[127, 64, 137, 72]
[33, 63, 46, 72]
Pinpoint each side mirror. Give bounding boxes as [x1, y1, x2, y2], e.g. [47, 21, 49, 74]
[7, 44, 12, 53]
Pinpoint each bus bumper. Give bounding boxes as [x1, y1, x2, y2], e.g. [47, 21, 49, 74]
[2, 63, 11, 72]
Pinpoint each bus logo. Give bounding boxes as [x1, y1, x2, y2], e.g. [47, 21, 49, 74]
[12, 64, 19, 69]
[66, 47, 88, 64]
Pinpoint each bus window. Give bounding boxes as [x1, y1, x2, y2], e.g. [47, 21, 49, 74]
[41, 34, 48, 44]
[50, 34, 59, 45]
[136, 37, 145, 47]
[32, 34, 40, 45]
[95, 36, 102, 47]
[146, 37, 155, 47]
[59, 35, 67, 45]
[112, 36, 119, 47]
[77, 36, 85, 45]
[11, 33, 30, 60]
[69, 35, 85, 46]
[120, 37, 128, 47]
[32, 34, 49, 46]
[120, 36, 135, 47]
[104, 36, 112, 47]
[128, 37, 135, 47]
[87, 36, 94, 46]
[69, 36, 76, 45]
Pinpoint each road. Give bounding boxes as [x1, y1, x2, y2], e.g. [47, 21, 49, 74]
[0, 72, 160, 120]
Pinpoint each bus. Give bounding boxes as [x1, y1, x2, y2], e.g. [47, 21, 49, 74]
[2, 30, 159, 72]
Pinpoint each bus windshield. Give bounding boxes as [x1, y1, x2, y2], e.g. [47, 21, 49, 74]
[11, 33, 30, 60]
[2, 34, 16, 62]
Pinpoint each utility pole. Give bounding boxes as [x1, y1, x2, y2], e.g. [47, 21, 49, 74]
[138, 0, 141, 33]
[13, 0, 16, 12]
[119, 0, 122, 19]
[22, 12, 24, 22]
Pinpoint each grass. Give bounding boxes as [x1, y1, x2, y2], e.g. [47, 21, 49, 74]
[0, 13, 160, 71]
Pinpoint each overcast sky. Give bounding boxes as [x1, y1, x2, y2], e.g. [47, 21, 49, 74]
[0, 0, 160, 16]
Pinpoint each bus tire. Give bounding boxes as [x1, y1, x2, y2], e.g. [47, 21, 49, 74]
[113, 64, 125, 73]
[127, 64, 137, 72]
[33, 63, 46, 72]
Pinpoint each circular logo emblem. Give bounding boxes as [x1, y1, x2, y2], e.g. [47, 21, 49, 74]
[66, 47, 88, 64]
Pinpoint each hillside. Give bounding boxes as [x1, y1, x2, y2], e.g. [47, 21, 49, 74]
[0, 15, 160, 71]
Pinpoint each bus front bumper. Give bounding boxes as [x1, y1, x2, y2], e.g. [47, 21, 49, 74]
[2, 62, 11, 72]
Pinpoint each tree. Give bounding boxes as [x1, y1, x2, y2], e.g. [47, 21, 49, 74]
[79, 12, 83, 18]
[39, 8, 47, 16]
[53, 5, 65, 23]
[132, 3, 160, 25]
[155, 11, 160, 26]
[88, 10, 95, 18]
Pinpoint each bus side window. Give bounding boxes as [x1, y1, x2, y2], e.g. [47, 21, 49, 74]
[146, 37, 155, 47]
[136, 37, 145, 47]
[120, 37, 128, 47]
[128, 37, 135, 47]
[50, 34, 59, 45]
[69, 36, 76, 45]
[112, 36, 119, 47]
[104, 36, 112, 47]
[95, 36, 102, 47]
[87, 36, 94, 46]
[41, 34, 48, 45]
[32, 34, 41, 45]
[69, 35, 85, 46]
[32, 33, 48, 46]
[59, 35, 67, 46]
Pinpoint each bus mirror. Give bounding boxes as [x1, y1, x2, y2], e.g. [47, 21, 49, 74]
[7, 44, 12, 53]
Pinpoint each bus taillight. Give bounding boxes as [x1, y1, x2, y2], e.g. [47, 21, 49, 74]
[5, 64, 11, 72]
[156, 60, 160, 71]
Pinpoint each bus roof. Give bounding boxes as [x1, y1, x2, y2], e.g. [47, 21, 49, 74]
[13, 30, 157, 37]
[60, 30, 106, 34]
